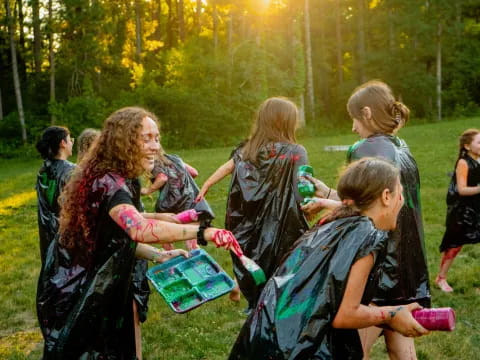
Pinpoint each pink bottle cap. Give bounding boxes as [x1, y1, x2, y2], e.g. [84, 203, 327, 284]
[174, 209, 199, 224]
[412, 307, 456, 331]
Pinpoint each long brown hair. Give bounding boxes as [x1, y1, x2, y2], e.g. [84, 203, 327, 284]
[347, 80, 410, 135]
[458, 128, 480, 159]
[321, 157, 399, 224]
[59, 107, 158, 258]
[242, 97, 298, 162]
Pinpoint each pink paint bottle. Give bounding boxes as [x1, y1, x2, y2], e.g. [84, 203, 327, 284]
[412, 307, 456, 331]
[174, 209, 199, 223]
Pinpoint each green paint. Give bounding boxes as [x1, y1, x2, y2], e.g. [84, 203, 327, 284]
[198, 278, 232, 299]
[275, 248, 314, 321]
[174, 291, 202, 312]
[163, 279, 190, 300]
[40, 173, 58, 206]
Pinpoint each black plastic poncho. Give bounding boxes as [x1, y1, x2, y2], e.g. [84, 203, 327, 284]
[36, 159, 75, 264]
[127, 178, 150, 323]
[229, 216, 388, 360]
[440, 154, 480, 251]
[347, 134, 431, 307]
[37, 173, 141, 359]
[226, 142, 309, 308]
[152, 154, 214, 219]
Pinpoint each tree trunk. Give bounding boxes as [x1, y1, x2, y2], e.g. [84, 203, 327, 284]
[0, 87, 3, 121]
[318, 0, 329, 116]
[304, 0, 314, 123]
[177, 0, 185, 41]
[212, 0, 218, 55]
[196, 0, 202, 35]
[166, 0, 176, 48]
[356, 0, 366, 83]
[135, 0, 143, 62]
[335, 0, 343, 84]
[16, 0, 27, 78]
[436, 21, 442, 121]
[48, 0, 56, 124]
[6, 0, 27, 143]
[32, 0, 42, 73]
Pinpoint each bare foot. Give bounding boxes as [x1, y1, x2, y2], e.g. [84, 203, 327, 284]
[229, 285, 241, 302]
[435, 276, 453, 293]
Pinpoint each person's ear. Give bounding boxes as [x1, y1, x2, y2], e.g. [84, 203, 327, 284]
[381, 188, 391, 207]
[361, 106, 372, 121]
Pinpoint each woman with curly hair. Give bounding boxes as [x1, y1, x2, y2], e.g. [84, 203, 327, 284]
[36, 107, 238, 360]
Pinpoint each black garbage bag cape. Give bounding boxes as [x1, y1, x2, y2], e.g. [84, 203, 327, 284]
[226, 142, 309, 308]
[440, 154, 480, 251]
[36, 159, 75, 264]
[127, 178, 150, 323]
[37, 173, 141, 359]
[153, 154, 214, 219]
[347, 134, 430, 307]
[229, 216, 388, 360]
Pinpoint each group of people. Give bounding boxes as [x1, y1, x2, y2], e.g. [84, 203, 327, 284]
[33, 80, 479, 359]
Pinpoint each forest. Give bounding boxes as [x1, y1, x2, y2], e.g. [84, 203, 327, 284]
[2, 0, 480, 154]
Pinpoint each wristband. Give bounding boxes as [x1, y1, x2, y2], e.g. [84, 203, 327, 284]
[196, 220, 210, 246]
[326, 188, 332, 199]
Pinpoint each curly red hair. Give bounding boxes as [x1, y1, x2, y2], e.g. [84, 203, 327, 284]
[59, 107, 159, 260]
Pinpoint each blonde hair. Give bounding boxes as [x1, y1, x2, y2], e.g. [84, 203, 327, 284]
[77, 128, 100, 163]
[242, 97, 298, 162]
[458, 128, 480, 159]
[347, 80, 410, 135]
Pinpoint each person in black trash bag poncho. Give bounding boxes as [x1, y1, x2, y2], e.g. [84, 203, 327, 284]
[36, 107, 241, 360]
[303, 80, 430, 359]
[141, 148, 214, 251]
[436, 129, 480, 293]
[35, 126, 76, 265]
[196, 97, 309, 310]
[229, 158, 429, 360]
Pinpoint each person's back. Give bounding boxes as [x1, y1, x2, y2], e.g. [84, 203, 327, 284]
[35, 126, 75, 263]
[225, 97, 309, 310]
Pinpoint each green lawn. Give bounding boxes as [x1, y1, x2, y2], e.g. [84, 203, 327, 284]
[1, 118, 479, 359]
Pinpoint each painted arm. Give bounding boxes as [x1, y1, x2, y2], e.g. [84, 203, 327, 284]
[141, 173, 168, 195]
[109, 204, 238, 251]
[143, 212, 180, 223]
[332, 254, 429, 337]
[456, 159, 480, 196]
[196, 159, 234, 201]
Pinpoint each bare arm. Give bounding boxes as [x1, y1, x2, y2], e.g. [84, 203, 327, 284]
[143, 212, 180, 223]
[301, 198, 341, 215]
[141, 173, 168, 195]
[109, 204, 234, 247]
[196, 159, 234, 201]
[135, 243, 188, 262]
[305, 175, 340, 201]
[332, 254, 429, 337]
[456, 159, 480, 196]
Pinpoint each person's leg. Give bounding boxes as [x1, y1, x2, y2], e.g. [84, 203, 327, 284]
[133, 301, 142, 360]
[384, 329, 416, 360]
[229, 278, 241, 302]
[359, 326, 383, 359]
[436, 246, 462, 292]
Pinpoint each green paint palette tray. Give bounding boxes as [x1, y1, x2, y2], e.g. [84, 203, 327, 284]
[147, 248, 235, 313]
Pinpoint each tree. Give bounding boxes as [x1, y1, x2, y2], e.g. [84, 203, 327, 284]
[304, 0, 314, 124]
[5, 0, 27, 143]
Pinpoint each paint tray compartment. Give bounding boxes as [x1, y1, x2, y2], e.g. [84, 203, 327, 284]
[147, 248, 234, 313]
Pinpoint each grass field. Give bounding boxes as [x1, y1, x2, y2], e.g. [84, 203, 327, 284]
[0, 118, 479, 359]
